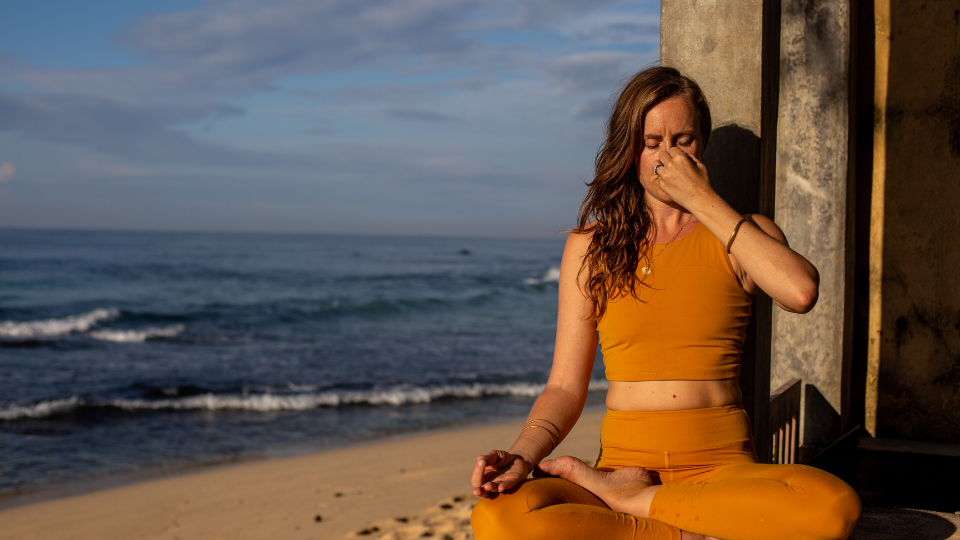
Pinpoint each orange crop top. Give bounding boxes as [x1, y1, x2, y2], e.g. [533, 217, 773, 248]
[597, 222, 752, 381]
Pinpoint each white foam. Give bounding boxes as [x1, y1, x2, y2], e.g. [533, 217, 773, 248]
[100, 381, 608, 411]
[88, 324, 185, 343]
[587, 379, 609, 391]
[0, 308, 119, 338]
[0, 397, 82, 420]
[0, 380, 609, 419]
[523, 266, 561, 285]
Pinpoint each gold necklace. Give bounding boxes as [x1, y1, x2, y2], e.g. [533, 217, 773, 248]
[640, 215, 692, 276]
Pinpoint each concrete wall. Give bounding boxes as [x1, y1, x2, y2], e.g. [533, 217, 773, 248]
[772, 0, 853, 446]
[868, 0, 960, 442]
[661, 0, 781, 460]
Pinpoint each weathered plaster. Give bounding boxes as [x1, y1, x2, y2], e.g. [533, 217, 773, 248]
[772, 0, 851, 445]
[661, 0, 764, 135]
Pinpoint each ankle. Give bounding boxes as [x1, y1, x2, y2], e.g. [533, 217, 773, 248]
[635, 485, 659, 519]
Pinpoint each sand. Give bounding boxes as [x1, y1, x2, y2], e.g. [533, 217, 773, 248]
[0, 410, 605, 540]
[6, 409, 960, 539]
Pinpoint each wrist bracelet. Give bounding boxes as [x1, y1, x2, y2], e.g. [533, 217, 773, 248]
[726, 217, 748, 253]
[521, 425, 558, 449]
[528, 418, 561, 437]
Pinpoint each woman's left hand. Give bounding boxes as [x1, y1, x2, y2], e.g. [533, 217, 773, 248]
[652, 147, 713, 208]
[471, 449, 534, 497]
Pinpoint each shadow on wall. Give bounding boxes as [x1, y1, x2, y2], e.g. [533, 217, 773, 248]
[804, 383, 841, 446]
[703, 123, 765, 444]
[851, 508, 958, 540]
[702, 124, 761, 215]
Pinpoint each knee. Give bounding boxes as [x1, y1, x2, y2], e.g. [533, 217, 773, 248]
[794, 471, 861, 540]
[471, 479, 582, 540]
[817, 485, 862, 540]
[471, 490, 526, 540]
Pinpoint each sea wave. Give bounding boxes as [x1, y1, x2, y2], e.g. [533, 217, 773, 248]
[523, 266, 561, 285]
[0, 380, 609, 420]
[88, 324, 185, 343]
[0, 309, 119, 338]
[0, 397, 82, 420]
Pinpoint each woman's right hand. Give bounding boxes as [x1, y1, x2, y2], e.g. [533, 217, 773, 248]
[471, 449, 533, 497]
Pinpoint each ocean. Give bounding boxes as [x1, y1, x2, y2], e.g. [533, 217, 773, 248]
[0, 229, 606, 499]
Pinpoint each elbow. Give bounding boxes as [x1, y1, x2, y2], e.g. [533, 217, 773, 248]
[792, 285, 819, 314]
[789, 269, 820, 314]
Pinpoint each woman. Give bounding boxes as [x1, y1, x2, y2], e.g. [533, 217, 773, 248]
[469, 67, 861, 540]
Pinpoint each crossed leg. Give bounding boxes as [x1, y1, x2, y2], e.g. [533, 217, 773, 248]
[537, 457, 861, 540]
[471, 476, 683, 540]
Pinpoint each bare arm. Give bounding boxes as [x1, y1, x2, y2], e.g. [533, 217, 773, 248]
[655, 148, 819, 313]
[471, 229, 599, 496]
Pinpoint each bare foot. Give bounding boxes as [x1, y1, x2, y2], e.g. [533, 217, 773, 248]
[681, 532, 722, 540]
[538, 456, 656, 517]
[539, 457, 724, 540]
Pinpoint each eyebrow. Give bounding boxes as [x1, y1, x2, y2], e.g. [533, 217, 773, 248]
[643, 131, 698, 139]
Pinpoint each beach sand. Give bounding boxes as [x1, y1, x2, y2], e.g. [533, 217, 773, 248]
[0, 410, 604, 540]
[5, 408, 960, 540]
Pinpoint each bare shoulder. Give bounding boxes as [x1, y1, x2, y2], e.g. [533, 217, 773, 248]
[744, 214, 788, 245]
[560, 224, 596, 266]
[563, 222, 597, 251]
[560, 223, 596, 288]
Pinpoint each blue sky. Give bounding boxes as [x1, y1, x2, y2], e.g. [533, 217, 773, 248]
[0, 0, 660, 237]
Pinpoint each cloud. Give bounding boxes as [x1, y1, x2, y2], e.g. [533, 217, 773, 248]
[0, 92, 248, 164]
[0, 162, 14, 182]
[8, 0, 654, 102]
[0, 0, 661, 235]
[12, 0, 488, 100]
[386, 108, 460, 123]
[557, 10, 660, 45]
[544, 51, 646, 95]
[0, 0, 660, 162]
[572, 98, 614, 120]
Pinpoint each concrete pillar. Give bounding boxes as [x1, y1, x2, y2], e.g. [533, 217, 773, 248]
[772, 0, 854, 448]
[661, 0, 781, 461]
[866, 0, 960, 443]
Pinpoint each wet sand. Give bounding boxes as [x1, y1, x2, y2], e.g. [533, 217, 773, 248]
[0, 410, 605, 540]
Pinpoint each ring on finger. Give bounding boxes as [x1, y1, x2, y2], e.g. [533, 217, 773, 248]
[653, 163, 662, 176]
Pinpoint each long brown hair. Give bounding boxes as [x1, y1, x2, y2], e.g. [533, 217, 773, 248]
[575, 66, 711, 319]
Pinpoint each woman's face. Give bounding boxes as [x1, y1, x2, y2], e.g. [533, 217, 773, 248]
[636, 96, 703, 204]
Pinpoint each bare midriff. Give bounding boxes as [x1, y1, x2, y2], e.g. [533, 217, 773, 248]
[606, 378, 742, 412]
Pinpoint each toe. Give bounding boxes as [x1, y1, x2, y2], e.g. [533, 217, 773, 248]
[548, 456, 611, 494]
[541, 456, 589, 481]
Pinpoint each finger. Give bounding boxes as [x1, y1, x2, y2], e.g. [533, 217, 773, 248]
[481, 449, 513, 469]
[668, 146, 699, 167]
[651, 160, 665, 176]
[685, 151, 704, 165]
[483, 465, 522, 488]
[660, 148, 682, 167]
[471, 456, 487, 488]
[486, 475, 518, 493]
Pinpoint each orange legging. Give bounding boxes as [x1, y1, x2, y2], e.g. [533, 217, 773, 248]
[472, 406, 861, 540]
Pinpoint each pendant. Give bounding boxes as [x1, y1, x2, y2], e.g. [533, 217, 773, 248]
[641, 266, 652, 276]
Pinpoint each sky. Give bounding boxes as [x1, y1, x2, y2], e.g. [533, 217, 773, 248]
[0, 0, 660, 237]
